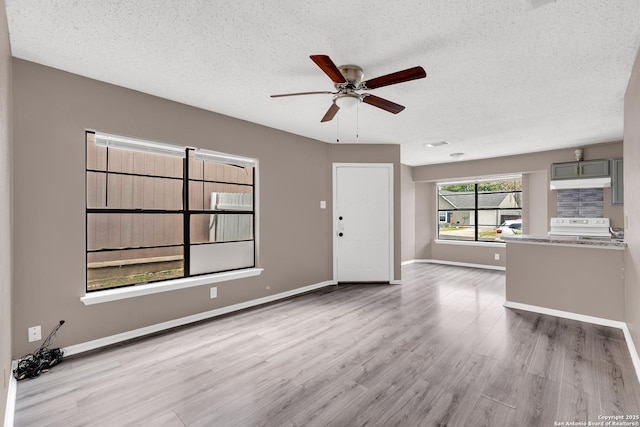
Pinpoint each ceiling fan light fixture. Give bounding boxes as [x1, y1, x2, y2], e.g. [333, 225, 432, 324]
[334, 94, 360, 110]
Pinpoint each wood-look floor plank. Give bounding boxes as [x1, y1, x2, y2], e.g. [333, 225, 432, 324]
[480, 360, 524, 409]
[556, 382, 600, 423]
[369, 378, 437, 426]
[506, 311, 546, 372]
[596, 335, 635, 368]
[139, 412, 185, 427]
[563, 353, 598, 397]
[511, 373, 561, 427]
[458, 395, 516, 427]
[13, 263, 640, 427]
[419, 353, 493, 427]
[565, 319, 597, 361]
[596, 357, 640, 416]
[475, 311, 516, 359]
[528, 315, 565, 382]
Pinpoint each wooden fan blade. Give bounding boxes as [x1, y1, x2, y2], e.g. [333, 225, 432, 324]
[271, 91, 335, 98]
[310, 55, 347, 84]
[363, 66, 426, 90]
[321, 103, 340, 122]
[362, 94, 405, 114]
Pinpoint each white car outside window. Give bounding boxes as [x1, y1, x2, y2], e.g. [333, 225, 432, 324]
[496, 219, 522, 240]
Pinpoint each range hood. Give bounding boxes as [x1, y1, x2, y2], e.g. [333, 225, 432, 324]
[550, 177, 611, 190]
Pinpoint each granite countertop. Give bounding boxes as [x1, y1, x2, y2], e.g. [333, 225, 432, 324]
[502, 234, 626, 249]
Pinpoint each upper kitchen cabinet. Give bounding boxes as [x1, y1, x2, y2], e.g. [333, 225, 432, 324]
[550, 159, 610, 180]
[580, 159, 610, 178]
[550, 162, 579, 179]
[612, 158, 623, 205]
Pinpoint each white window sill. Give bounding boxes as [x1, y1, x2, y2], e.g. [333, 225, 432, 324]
[434, 239, 506, 248]
[80, 268, 264, 305]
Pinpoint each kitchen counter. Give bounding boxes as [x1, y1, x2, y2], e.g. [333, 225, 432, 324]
[504, 234, 625, 321]
[503, 234, 626, 249]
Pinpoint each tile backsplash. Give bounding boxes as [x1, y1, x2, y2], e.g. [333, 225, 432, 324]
[557, 188, 603, 217]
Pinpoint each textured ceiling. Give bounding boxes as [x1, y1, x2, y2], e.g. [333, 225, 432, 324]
[5, 0, 640, 166]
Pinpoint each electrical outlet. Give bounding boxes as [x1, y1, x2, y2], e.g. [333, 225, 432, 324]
[320, 201, 326, 209]
[28, 326, 41, 342]
[494, 253, 500, 261]
[210, 287, 217, 299]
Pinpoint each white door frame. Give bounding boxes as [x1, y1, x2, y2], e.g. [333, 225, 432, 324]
[332, 163, 394, 283]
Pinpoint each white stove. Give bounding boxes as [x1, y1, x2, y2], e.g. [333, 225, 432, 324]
[548, 217, 611, 240]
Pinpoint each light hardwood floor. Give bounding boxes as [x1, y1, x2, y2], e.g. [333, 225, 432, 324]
[14, 264, 640, 426]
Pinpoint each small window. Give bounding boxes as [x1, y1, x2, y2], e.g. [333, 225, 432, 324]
[437, 177, 523, 242]
[86, 131, 257, 291]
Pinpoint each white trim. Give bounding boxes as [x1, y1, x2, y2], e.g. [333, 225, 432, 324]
[390, 280, 403, 285]
[404, 258, 505, 271]
[194, 148, 256, 167]
[94, 132, 186, 158]
[434, 239, 506, 248]
[67, 280, 334, 356]
[332, 163, 394, 283]
[4, 361, 17, 427]
[504, 300, 640, 384]
[622, 324, 640, 385]
[81, 268, 263, 305]
[503, 300, 626, 328]
[436, 174, 522, 186]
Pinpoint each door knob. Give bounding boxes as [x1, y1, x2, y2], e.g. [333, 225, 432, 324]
[338, 232, 344, 237]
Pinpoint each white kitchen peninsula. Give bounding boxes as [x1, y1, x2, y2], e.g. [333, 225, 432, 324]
[503, 235, 626, 322]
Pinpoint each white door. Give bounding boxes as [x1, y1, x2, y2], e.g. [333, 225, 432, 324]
[333, 164, 393, 282]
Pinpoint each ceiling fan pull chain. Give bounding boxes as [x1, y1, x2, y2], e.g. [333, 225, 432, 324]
[336, 112, 340, 143]
[356, 102, 359, 139]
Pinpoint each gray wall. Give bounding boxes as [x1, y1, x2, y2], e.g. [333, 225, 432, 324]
[402, 142, 623, 265]
[624, 47, 640, 364]
[414, 182, 434, 260]
[11, 59, 400, 357]
[0, 0, 11, 423]
[401, 164, 415, 262]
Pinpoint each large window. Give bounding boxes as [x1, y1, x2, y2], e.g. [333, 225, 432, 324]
[437, 177, 522, 242]
[86, 131, 256, 291]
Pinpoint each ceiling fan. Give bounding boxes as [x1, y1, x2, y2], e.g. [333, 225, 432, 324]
[271, 55, 427, 122]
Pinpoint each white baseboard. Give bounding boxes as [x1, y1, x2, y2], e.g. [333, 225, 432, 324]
[4, 361, 16, 427]
[622, 324, 640, 385]
[504, 300, 640, 384]
[64, 280, 335, 357]
[403, 258, 505, 271]
[503, 300, 626, 328]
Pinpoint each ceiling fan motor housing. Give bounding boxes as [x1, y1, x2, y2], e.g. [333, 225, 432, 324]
[335, 65, 364, 90]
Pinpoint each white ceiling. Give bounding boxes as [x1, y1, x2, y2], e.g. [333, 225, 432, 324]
[5, 0, 640, 166]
